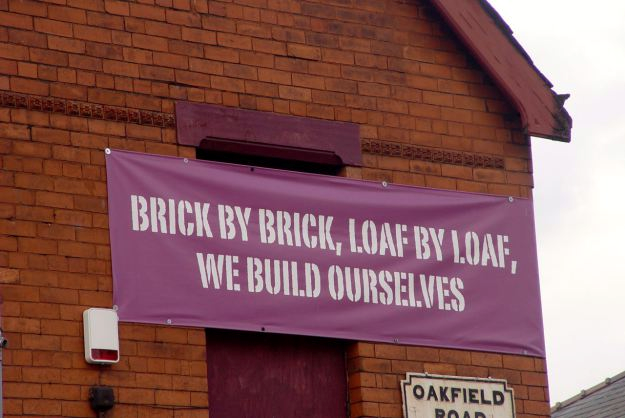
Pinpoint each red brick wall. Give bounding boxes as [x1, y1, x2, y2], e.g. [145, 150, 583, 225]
[348, 343, 548, 418]
[0, 0, 545, 417]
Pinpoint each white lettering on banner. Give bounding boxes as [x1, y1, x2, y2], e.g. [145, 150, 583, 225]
[401, 374, 516, 418]
[131, 195, 148, 231]
[128, 194, 524, 313]
[246, 257, 320, 298]
[130, 194, 213, 237]
[414, 226, 445, 261]
[218, 204, 251, 241]
[195, 253, 239, 291]
[348, 219, 408, 257]
[206, 251, 467, 311]
[178, 200, 193, 236]
[451, 230, 511, 270]
[259, 209, 336, 252]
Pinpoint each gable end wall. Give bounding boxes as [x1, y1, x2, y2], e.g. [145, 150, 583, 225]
[0, 0, 546, 417]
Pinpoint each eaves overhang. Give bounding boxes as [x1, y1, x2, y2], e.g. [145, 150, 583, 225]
[429, 0, 572, 142]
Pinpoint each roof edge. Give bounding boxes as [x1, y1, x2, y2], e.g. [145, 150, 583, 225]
[478, 0, 572, 143]
[428, 0, 572, 142]
[551, 370, 625, 413]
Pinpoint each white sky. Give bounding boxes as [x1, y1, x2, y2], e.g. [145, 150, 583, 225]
[487, 0, 625, 405]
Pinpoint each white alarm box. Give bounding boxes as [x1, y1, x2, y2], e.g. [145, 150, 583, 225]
[83, 308, 120, 364]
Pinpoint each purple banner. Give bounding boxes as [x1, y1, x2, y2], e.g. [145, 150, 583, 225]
[106, 150, 545, 357]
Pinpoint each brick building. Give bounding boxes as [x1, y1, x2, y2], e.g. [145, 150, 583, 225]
[0, 0, 571, 417]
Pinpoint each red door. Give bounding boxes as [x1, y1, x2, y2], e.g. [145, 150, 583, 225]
[206, 329, 348, 418]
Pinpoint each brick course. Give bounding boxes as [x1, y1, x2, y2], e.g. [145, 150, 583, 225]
[0, 0, 544, 417]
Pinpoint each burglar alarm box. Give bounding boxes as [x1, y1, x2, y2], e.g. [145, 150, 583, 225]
[83, 308, 120, 364]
